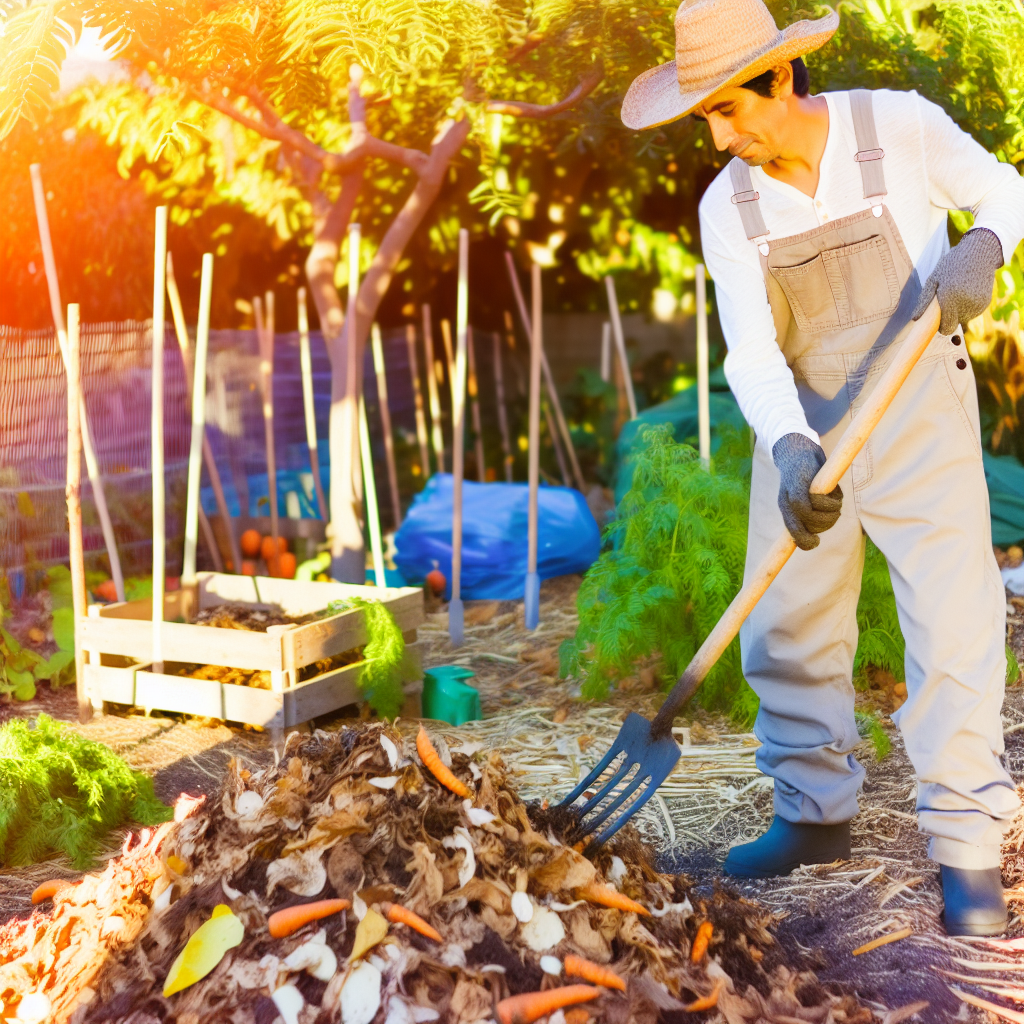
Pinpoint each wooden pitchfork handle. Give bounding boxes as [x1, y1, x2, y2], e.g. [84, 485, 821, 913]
[650, 298, 942, 738]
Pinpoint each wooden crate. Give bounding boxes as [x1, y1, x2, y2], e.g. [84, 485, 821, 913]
[79, 573, 424, 730]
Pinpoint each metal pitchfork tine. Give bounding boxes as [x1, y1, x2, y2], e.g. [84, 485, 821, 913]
[560, 299, 942, 846]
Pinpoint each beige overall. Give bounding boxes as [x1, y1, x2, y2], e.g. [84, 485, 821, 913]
[730, 91, 1019, 869]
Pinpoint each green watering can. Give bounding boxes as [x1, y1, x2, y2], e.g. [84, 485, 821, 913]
[422, 666, 481, 726]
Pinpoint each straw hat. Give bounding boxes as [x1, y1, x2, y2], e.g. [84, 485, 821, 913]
[621, 0, 839, 131]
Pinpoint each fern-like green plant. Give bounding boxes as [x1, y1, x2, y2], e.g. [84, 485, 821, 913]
[0, 714, 171, 868]
[560, 423, 758, 723]
[326, 597, 406, 719]
[853, 538, 906, 687]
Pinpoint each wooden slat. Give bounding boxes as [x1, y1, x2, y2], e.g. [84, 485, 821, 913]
[282, 662, 364, 726]
[79, 617, 284, 670]
[84, 662, 136, 705]
[136, 670, 225, 718]
[95, 589, 192, 622]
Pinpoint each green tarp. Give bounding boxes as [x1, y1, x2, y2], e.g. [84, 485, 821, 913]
[984, 451, 1024, 547]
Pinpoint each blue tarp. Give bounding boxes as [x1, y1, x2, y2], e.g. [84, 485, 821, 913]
[984, 451, 1024, 547]
[393, 474, 601, 600]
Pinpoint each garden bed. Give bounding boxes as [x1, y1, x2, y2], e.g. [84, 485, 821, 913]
[78, 574, 424, 730]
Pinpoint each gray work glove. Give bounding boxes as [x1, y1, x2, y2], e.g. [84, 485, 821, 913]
[772, 433, 843, 551]
[911, 227, 1004, 336]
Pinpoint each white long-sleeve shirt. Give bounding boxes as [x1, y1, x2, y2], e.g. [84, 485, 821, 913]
[698, 88, 1024, 451]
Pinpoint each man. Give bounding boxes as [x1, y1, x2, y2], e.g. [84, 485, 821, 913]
[622, 0, 1024, 935]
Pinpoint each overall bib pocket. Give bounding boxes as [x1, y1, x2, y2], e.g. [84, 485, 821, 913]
[771, 235, 901, 335]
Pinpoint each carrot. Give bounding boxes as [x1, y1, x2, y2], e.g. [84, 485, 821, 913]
[268, 898, 351, 938]
[31, 879, 71, 904]
[381, 901, 442, 942]
[690, 920, 714, 961]
[684, 979, 724, 1012]
[416, 725, 471, 798]
[496, 985, 601, 1024]
[577, 883, 649, 917]
[563, 954, 626, 992]
[564, 1011, 591, 1024]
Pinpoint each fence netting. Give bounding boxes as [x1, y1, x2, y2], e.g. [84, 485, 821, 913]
[0, 321, 526, 582]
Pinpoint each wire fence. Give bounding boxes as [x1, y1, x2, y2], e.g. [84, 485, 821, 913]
[0, 320, 526, 583]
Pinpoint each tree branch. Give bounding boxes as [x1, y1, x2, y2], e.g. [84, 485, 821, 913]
[486, 69, 602, 119]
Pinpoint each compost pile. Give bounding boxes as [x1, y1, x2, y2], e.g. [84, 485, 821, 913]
[3, 724, 876, 1024]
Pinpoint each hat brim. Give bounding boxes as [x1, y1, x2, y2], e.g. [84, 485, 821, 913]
[621, 8, 840, 131]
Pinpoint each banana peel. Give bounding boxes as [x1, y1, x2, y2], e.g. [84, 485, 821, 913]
[163, 905, 244, 996]
[349, 908, 388, 962]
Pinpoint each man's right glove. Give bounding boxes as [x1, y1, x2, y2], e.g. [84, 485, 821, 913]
[772, 433, 843, 551]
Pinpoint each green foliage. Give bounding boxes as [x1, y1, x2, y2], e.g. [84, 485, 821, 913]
[326, 597, 405, 718]
[855, 709, 891, 761]
[0, 713, 171, 868]
[853, 539, 905, 686]
[1008, 644, 1021, 687]
[559, 423, 758, 723]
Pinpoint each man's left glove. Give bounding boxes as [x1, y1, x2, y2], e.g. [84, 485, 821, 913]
[911, 227, 1003, 336]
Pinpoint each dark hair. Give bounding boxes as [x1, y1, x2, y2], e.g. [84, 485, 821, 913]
[740, 57, 810, 98]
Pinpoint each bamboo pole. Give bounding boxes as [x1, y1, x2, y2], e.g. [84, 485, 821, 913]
[297, 287, 329, 520]
[359, 395, 386, 588]
[166, 253, 227, 573]
[604, 275, 638, 419]
[525, 261, 543, 630]
[30, 164, 125, 602]
[492, 331, 514, 482]
[422, 305, 445, 472]
[544, 399, 570, 487]
[466, 326, 486, 483]
[450, 228, 469, 645]
[182, 254, 214, 584]
[600, 322, 611, 382]
[406, 323, 431, 479]
[151, 206, 167, 673]
[504, 252, 585, 491]
[696, 264, 711, 466]
[66, 304, 90, 723]
[254, 293, 280, 576]
[440, 318, 456, 391]
[371, 323, 402, 529]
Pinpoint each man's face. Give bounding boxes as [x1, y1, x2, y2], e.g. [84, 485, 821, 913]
[694, 71, 792, 166]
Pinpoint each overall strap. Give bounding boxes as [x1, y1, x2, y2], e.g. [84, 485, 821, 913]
[849, 89, 887, 217]
[729, 158, 770, 255]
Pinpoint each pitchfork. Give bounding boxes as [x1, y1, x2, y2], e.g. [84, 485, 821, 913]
[560, 299, 942, 846]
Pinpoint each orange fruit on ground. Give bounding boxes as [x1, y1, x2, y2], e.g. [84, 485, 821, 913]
[278, 552, 297, 579]
[241, 529, 262, 558]
[426, 568, 446, 596]
[277, 536, 289, 554]
[93, 579, 118, 602]
[260, 535, 277, 562]
[241, 560, 258, 576]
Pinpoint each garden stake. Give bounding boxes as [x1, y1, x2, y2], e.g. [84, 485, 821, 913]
[422, 305, 445, 472]
[298, 287, 328, 520]
[254, 293, 280, 576]
[406, 323, 431, 479]
[371, 322, 402, 528]
[359, 396, 386, 588]
[561, 299, 943, 845]
[545, 398, 571, 487]
[30, 164, 125, 602]
[182, 254, 214, 586]
[66, 304, 90, 723]
[492, 331, 514, 482]
[505, 252, 585, 491]
[525, 261, 543, 630]
[696, 264, 710, 467]
[440, 318, 457, 394]
[600, 322, 611, 382]
[166, 253, 224, 573]
[151, 206, 168, 673]
[449, 228, 470, 645]
[466, 326, 486, 482]
[604, 276, 637, 420]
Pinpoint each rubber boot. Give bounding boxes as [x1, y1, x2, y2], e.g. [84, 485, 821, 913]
[940, 866, 1007, 936]
[723, 816, 851, 878]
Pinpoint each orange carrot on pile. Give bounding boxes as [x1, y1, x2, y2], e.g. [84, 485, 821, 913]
[690, 920, 714, 961]
[564, 1010, 592, 1024]
[563, 954, 626, 992]
[416, 725, 471, 798]
[496, 985, 601, 1024]
[577, 883, 649, 916]
[268, 898, 351, 938]
[684, 979, 724, 1011]
[381, 901, 442, 942]
[31, 879, 71, 904]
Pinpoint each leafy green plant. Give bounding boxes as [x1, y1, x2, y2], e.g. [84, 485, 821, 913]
[0, 714, 171, 868]
[853, 539, 905, 686]
[326, 597, 406, 719]
[560, 423, 757, 723]
[855, 709, 891, 761]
